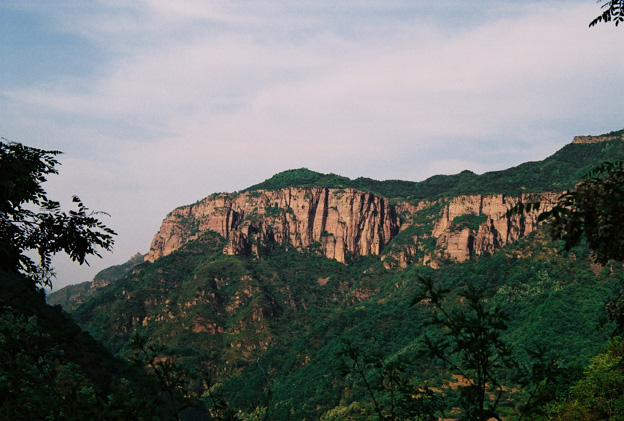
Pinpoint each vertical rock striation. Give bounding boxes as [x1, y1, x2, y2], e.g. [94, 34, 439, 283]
[146, 188, 560, 267]
[146, 188, 400, 263]
[429, 193, 559, 263]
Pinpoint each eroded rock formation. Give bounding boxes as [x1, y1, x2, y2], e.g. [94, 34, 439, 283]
[573, 134, 624, 144]
[429, 193, 559, 264]
[146, 186, 561, 268]
[146, 188, 400, 263]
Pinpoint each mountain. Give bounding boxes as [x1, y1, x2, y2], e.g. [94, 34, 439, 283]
[145, 130, 624, 268]
[48, 252, 145, 310]
[146, 185, 559, 269]
[49, 130, 624, 419]
[245, 129, 624, 199]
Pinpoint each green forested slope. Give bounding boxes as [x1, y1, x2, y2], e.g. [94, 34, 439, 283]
[69, 227, 620, 419]
[47, 253, 145, 310]
[53, 131, 624, 419]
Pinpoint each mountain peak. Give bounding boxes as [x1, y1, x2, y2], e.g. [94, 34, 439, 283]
[244, 168, 351, 191]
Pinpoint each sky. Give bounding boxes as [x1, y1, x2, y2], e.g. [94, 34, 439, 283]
[1, 0, 623, 290]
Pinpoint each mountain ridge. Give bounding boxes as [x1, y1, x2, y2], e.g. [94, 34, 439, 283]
[46, 129, 624, 419]
[49, 129, 624, 309]
[245, 129, 624, 200]
[144, 132, 624, 271]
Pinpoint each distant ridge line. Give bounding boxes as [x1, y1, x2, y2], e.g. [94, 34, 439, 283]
[573, 132, 624, 144]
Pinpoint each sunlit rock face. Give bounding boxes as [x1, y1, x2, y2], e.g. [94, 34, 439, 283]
[573, 134, 624, 144]
[428, 193, 559, 264]
[146, 186, 559, 268]
[146, 188, 400, 263]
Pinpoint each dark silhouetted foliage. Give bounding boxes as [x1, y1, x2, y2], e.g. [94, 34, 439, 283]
[590, 0, 624, 27]
[540, 160, 624, 264]
[0, 139, 116, 288]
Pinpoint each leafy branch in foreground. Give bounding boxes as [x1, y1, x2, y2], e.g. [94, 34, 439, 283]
[0, 139, 116, 288]
[337, 275, 558, 420]
[412, 276, 515, 420]
[130, 332, 273, 421]
[506, 160, 624, 265]
[412, 276, 558, 421]
[129, 332, 197, 420]
[539, 161, 624, 265]
[336, 340, 444, 420]
[590, 0, 624, 27]
[507, 160, 624, 336]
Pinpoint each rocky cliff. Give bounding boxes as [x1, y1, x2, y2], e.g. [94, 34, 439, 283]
[426, 193, 558, 265]
[146, 187, 558, 268]
[146, 188, 400, 263]
[573, 133, 624, 144]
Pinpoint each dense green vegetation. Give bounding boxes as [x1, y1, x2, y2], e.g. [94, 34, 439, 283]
[0, 140, 180, 419]
[47, 252, 145, 310]
[93, 252, 145, 284]
[0, 272, 173, 419]
[65, 226, 620, 419]
[450, 213, 488, 232]
[548, 337, 624, 419]
[27, 130, 624, 419]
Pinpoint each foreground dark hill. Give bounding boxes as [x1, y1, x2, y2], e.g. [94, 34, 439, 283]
[50, 130, 624, 419]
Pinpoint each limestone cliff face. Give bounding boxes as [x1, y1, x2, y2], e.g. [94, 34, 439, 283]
[428, 193, 559, 264]
[146, 188, 400, 263]
[573, 134, 624, 144]
[146, 188, 560, 268]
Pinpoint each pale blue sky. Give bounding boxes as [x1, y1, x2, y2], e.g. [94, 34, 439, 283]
[1, 1, 623, 288]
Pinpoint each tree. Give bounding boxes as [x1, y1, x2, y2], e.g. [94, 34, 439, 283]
[336, 339, 445, 420]
[0, 138, 116, 288]
[508, 160, 624, 335]
[539, 161, 624, 265]
[413, 276, 560, 421]
[336, 276, 558, 421]
[129, 332, 198, 420]
[506, 159, 624, 265]
[590, 1, 624, 27]
[0, 139, 136, 418]
[550, 337, 624, 420]
[412, 276, 517, 421]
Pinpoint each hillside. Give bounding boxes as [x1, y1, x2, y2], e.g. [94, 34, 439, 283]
[47, 252, 145, 310]
[50, 130, 624, 419]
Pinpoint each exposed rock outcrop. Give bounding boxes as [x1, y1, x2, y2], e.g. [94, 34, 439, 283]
[146, 187, 560, 268]
[429, 193, 559, 264]
[573, 134, 624, 144]
[146, 188, 400, 263]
